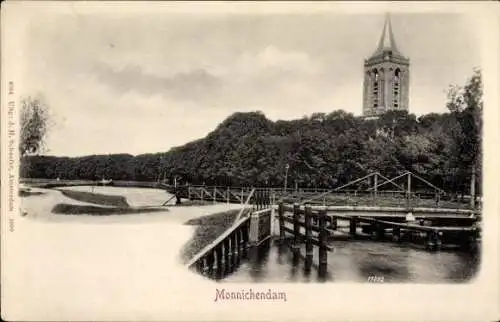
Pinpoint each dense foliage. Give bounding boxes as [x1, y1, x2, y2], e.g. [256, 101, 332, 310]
[20, 95, 50, 157]
[21, 71, 482, 195]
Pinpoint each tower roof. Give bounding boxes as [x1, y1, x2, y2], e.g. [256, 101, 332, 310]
[370, 14, 404, 59]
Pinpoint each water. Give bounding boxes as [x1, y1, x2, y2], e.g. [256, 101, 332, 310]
[9, 187, 241, 320]
[17, 187, 479, 289]
[222, 239, 480, 283]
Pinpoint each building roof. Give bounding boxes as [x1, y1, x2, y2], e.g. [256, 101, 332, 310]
[368, 14, 407, 62]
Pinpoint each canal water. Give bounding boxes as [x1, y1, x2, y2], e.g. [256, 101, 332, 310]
[221, 213, 480, 283]
[222, 238, 480, 284]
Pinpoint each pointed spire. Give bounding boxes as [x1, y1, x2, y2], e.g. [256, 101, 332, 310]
[374, 13, 401, 56]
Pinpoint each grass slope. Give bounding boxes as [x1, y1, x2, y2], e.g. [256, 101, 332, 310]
[180, 207, 251, 263]
[58, 189, 130, 207]
[52, 203, 167, 215]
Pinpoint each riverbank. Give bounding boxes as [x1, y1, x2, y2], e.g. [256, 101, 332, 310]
[181, 208, 251, 263]
[7, 187, 245, 320]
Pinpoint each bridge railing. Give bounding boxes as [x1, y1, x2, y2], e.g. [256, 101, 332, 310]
[301, 190, 474, 210]
[186, 188, 273, 280]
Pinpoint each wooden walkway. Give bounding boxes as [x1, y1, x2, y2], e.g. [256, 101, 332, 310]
[279, 203, 481, 254]
[162, 184, 475, 210]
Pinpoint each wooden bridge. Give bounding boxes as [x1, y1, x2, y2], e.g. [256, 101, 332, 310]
[185, 189, 275, 280]
[277, 202, 480, 257]
[174, 172, 482, 280]
[161, 171, 478, 211]
[22, 173, 481, 280]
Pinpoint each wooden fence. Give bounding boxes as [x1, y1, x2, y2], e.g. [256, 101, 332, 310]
[186, 188, 273, 280]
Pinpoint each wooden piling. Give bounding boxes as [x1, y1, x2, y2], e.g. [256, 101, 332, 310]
[206, 253, 214, 277]
[318, 209, 328, 274]
[212, 249, 220, 280]
[392, 227, 401, 242]
[372, 222, 384, 240]
[304, 206, 313, 271]
[241, 223, 248, 258]
[224, 238, 231, 273]
[278, 203, 285, 241]
[220, 243, 226, 275]
[330, 216, 337, 230]
[292, 204, 301, 262]
[349, 216, 357, 238]
[202, 257, 209, 276]
[232, 232, 239, 267]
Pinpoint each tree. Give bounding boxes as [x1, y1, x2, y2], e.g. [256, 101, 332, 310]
[446, 69, 483, 205]
[20, 95, 50, 157]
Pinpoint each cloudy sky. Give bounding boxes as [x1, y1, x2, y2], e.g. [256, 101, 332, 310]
[16, 3, 483, 157]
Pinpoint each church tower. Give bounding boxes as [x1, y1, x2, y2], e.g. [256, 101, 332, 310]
[363, 14, 410, 117]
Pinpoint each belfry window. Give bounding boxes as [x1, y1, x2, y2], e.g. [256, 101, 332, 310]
[372, 69, 379, 107]
[394, 69, 401, 83]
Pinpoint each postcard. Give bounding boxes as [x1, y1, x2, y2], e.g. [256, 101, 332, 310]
[1, 1, 499, 321]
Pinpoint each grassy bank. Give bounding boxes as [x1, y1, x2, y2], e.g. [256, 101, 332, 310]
[19, 190, 45, 197]
[52, 203, 167, 215]
[180, 207, 251, 263]
[171, 200, 215, 207]
[58, 189, 130, 207]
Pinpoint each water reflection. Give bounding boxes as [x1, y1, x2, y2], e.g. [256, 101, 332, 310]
[222, 239, 480, 284]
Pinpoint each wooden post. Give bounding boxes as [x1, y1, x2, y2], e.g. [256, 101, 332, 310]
[213, 187, 217, 204]
[201, 188, 204, 201]
[220, 243, 226, 276]
[202, 257, 209, 276]
[318, 209, 328, 274]
[212, 249, 220, 280]
[304, 206, 313, 271]
[426, 230, 440, 251]
[241, 224, 248, 258]
[392, 226, 401, 242]
[232, 232, 239, 267]
[470, 166, 476, 209]
[249, 212, 260, 247]
[374, 173, 378, 204]
[372, 222, 384, 240]
[407, 172, 411, 208]
[225, 238, 232, 273]
[330, 216, 337, 230]
[227, 187, 230, 204]
[349, 216, 357, 238]
[278, 203, 285, 241]
[292, 204, 301, 262]
[188, 186, 191, 200]
[241, 188, 244, 205]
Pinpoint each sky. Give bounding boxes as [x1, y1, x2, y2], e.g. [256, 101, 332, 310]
[17, 3, 482, 157]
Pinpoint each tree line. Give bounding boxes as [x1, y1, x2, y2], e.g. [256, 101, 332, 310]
[21, 70, 482, 195]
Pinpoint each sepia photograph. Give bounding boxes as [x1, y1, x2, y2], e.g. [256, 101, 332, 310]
[1, 1, 499, 321]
